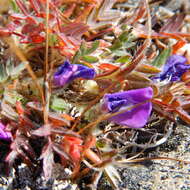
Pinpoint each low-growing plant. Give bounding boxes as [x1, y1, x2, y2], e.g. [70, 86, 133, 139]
[0, 0, 190, 189]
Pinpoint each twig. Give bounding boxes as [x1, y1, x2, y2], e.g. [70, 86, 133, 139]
[43, 0, 50, 124]
[145, 0, 152, 47]
[117, 156, 190, 164]
[122, 121, 173, 149]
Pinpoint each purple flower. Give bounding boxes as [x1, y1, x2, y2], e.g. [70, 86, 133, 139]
[154, 55, 190, 82]
[0, 122, 12, 141]
[102, 87, 153, 128]
[54, 60, 96, 86]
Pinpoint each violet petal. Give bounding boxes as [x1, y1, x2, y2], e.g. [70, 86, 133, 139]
[71, 64, 96, 81]
[108, 102, 152, 128]
[102, 87, 153, 128]
[0, 123, 12, 141]
[54, 60, 78, 86]
[154, 55, 190, 82]
[53, 61, 96, 87]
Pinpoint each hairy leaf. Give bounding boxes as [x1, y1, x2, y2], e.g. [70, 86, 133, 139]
[6, 133, 35, 165]
[0, 64, 8, 83]
[1, 101, 18, 120]
[136, 64, 161, 74]
[152, 48, 171, 67]
[52, 143, 70, 160]
[126, 71, 151, 82]
[116, 56, 131, 63]
[85, 41, 100, 55]
[82, 55, 99, 63]
[40, 142, 54, 180]
[87, 0, 121, 29]
[51, 98, 68, 111]
[32, 124, 51, 137]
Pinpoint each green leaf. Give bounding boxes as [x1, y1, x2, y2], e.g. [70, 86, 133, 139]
[4, 90, 24, 105]
[49, 34, 57, 46]
[124, 42, 136, 49]
[119, 31, 136, 43]
[82, 55, 99, 63]
[0, 64, 8, 83]
[72, 51, 81, 64]
[6, 58, 14, 76]
[118, 31, 129, 42]
[152, 48, 171, 67]
[85, 41, 100, 55]
[112, 50, 126, 56]
[96, 139, 106, 148]
[72, 42, 86, 64]
[10, 0, 20, 12]
[51, 98, 68, 111]
[121, 24, 129, 31]
[80, 42, 87, 55]
[116, 55, 131, 63]
[11, 62, 28, 79]
[109, 40, 122, 51]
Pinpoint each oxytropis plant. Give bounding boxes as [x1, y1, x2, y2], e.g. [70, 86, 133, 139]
[0, 0, 190, 189]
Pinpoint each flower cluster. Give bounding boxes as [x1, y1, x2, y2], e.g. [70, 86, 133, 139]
[53, 61, 153, 128]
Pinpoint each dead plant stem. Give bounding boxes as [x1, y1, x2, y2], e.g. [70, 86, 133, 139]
[43, 0, 50, 124]
[145, 0, 152, 47]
